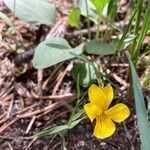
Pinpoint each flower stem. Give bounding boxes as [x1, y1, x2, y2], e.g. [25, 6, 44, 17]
[95, 15, 101, 40]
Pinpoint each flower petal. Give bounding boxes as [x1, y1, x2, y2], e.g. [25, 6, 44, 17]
[88, 84, 106, 109]
[93, 114, 116, 139]
[105, 103, 130, 123]
[102, 84, 114, 110]
[84, 103, 102, 122]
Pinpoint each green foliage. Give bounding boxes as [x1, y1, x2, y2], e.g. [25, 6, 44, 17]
[71, 62, 97, 87]
[0, 12, 15, 29]
[91, 0, 109, 15]
[126, 51, 150, 150]
[132, 0, 150, 64]
[4, 0, 56, 25]
[77, 0, 98, 23]
[71, 109, 84, 122]
[86, 39, 118, 55]
[69, 8, 81, 28]
[34, 76, 85, 138]
[115, 10, 137, 55]
[33, 38, 84, 69]
[35, 125, 68, 137]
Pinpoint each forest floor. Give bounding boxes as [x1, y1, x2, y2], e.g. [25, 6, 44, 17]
[0, 0, 147, 149]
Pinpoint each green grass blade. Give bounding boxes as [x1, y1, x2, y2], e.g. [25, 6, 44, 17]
[132, 1, 150, 63]
[126, 51, 150, 150]
[34, 125, 68, 137]
[0, 12, 15, 29]
[115, 9, 136, 55]
[134, 0, 144, 35]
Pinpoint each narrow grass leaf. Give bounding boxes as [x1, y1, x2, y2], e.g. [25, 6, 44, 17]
[35, 125, 68, 137]
[0, 12, 15, 29]
[126, 51, 150, 150]
[115, 10, 136, 54]
[68, 118, 83, 129]
[132, 1, 150, 63]
[71, 109, 84, 122]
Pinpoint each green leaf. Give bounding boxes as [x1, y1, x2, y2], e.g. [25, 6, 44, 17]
[69, 8, 81, 28]
[68, 119, 83, 129]
[126, 51, 150, 150]
[85, 39, 118, 55]
[71, 109, 84, 122]
[115, 10, 136, 55]
[35, 125, 68, 137]
[132, 0, 150, 63]
[4, 0, 56, 25]
[71, 62, 97, 87]
[33, 38, 84, 69]
[91, 0, 109, 15]
[77, 0, 98, 23]
[0, 12, 15, 28]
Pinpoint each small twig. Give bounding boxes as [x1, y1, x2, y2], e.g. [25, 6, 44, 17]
[111, 63, 129, 67]
[6, 97, 14, 118]
[51, 142, 61, 150]
[52, 63, 73, 95]
[32, 92, 75, 100]
[0, 102, 42, 125]
[25, 116, 36, 134]
[123, 122, 135, 150]
[37, 69, 43, 96]
[42, 63, 63, 89]
[0, 118, 18, 133]
[0, 135, 18, 140]
[39, 110, 70, 124]
[24, 137, 37, 150]
[111, 73, 129, 88]
[6, 141, 13, 150]
[18, 96, 75, 118]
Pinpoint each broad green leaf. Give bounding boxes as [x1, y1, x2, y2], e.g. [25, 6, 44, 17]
[71, 62, 97, 87]
[4, 0, 56, 25]
[126, 51, 150, 150]
[91, 0, 109, 15]
[69, 8, 81, 28]
[85, 35, 135, 56]
[77, 0, 98, 23]
[35, 125, 68, 137]
[33, 38, 84, 69]
[85, 39, 118, 55]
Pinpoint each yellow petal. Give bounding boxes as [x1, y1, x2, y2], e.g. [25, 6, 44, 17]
[93, 114, 116, 139]
[105, 103, 130, 123]
[88, 84, 106, 109]
[84, 103, 102, 122]
[102, 84, 114, 110]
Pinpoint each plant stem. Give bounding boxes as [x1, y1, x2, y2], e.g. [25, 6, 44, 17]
[85, 0, 91, 39]
[95, 15, 101, 40]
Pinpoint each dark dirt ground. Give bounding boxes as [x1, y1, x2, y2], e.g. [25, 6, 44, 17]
[0, 0, 146, 149]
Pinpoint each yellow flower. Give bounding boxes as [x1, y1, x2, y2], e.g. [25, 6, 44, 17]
[84, 84, 130, 139]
